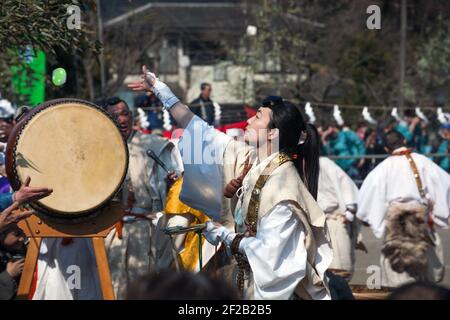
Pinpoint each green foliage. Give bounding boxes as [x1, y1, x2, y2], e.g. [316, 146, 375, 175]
[0, 0, 100, 103]
[338, 33, 390, 83]
[231, 0, 308, 101]
[336, 32, 393, 105]
[416, 18, 450, 88]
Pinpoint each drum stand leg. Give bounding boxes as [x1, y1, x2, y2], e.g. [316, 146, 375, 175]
[92, 237, 115, 300]
[16, 237, 42, 300]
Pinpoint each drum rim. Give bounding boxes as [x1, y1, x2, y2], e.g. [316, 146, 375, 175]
[5, 98, 129, 222]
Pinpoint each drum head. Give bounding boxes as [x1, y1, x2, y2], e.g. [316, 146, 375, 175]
[6, 99, 128, 221]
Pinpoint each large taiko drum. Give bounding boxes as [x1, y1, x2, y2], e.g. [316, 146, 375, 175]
[5, 99, 128, 222]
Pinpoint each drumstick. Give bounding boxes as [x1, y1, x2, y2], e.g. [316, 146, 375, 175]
[162, 223, 206, 235]
[146, 149, 171, 174]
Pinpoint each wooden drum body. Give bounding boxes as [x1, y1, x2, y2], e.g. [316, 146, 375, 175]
[6, 99, 128, 223]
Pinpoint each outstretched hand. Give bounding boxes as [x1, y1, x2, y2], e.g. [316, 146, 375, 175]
[14, 176, 53, 205]
[127, 65, 157, 93]
[0, 202, 34, 231]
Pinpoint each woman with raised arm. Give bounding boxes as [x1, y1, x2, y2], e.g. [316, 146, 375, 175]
[128, 67, 333, 300]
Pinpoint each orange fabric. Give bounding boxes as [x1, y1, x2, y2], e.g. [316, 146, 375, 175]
[165, 177, 209, 271]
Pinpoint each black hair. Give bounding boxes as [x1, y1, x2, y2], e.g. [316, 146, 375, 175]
[126, 271, 239, 300]
[383, 130, 406, 151]
[389, 282, 450, 300]
[378, 115, 397, 132]
[200, 83, 211, 91]
[403, 108, 416, 118]
[322, 120, 339, 130]
[263, 96, 320, 199]
[104, 96, 128, 110]
[134, 94, 150, 108]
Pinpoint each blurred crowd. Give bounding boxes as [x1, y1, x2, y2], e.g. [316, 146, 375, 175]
[0, 81, 450, 300]
[130, 86, 450, 184]
[317, 109, 450, 182]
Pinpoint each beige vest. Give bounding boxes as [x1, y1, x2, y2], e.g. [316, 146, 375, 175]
[238, 152, 331, 299]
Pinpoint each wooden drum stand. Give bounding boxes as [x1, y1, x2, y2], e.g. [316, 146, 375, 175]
[16, 202, 124, 300]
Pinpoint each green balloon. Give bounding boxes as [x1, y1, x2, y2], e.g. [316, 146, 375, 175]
[52, 67, 67, 86]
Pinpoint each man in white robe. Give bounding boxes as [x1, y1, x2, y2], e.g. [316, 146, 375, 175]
[103, 97, 183, 299]
[317, 157, 360, 279]
[357, 130, 450, 287]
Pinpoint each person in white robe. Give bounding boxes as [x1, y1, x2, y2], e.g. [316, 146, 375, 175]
[357, 130, 450, 288]
[128, 68, 333, 300]
[103, 98, 183, 299]
[317, 157, 360, 280]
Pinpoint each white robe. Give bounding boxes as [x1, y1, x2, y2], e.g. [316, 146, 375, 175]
[32, 238, 102, 300]
[357, 148, 450, 238]
[317, 157, 359, 215]
[317, 157, 359, 275]
[237, 199, 331, 300]
[179, 116, 332, 300]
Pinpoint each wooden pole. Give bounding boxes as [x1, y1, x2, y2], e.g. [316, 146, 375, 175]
[92, 237, 115, 300]
[97, 0, 106, 96]
[399, 0, 407, 109]
[16, 237, 42, 300]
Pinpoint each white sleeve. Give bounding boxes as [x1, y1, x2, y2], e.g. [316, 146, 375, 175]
[239, 204, 307, 300]
[357, 165, 388, 238]
[334, 162, 359, 207]
[178, 115, 232, 221]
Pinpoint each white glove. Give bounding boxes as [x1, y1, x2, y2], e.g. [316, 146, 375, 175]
[344, 210, 355, 222]
[203, 221, 236, 246]
[144, 71, 180, 110]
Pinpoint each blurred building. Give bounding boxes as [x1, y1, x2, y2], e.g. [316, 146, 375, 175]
[101, 0, 310, 124]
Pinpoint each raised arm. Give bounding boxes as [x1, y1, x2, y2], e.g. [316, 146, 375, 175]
[128, 66, 194, 128]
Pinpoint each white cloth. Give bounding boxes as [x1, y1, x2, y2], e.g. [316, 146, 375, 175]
[317, 157, 359, 273]
[203, 221, 235, 246]
[33, 238, 102, 300]
[317, 157, 359, 214]
[239, 203, 331, 300]
[357, 149, 450, 238]
[178, 115, 231, 220]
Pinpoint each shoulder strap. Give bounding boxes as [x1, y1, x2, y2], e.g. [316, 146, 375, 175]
[245, 153, 293, 236]
[404, 153, 426, 199]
